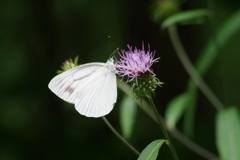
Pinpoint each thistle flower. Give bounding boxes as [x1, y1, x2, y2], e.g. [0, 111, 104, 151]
[116, 43, 163, 98]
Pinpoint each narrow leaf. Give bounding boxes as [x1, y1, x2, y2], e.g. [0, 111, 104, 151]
[182, 92, 197, 138]
[161, 9, 209, 29]
[120, 95, 137, 139]
[216, 106, 240, 160]
[170, 9, 240, 136]
[165, 88, 196, 131]
[195, 9, 240, 77]
[184, 8, 240, 139]
[138, 139, 167, 160]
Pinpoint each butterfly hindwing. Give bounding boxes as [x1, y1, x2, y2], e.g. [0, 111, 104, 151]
[75, 66, 117, 117]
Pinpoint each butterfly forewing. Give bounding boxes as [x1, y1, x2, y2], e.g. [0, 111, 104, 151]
[49, 62, 105, 103]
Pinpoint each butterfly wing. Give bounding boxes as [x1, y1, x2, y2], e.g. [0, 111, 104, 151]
[48, 62, 105, 104]
[74, 66, 117, 117]
[48, 62, 117, 117]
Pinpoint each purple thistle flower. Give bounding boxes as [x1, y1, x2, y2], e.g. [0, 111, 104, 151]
[116, 42, 160, 83]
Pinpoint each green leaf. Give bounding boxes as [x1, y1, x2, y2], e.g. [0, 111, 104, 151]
[138, 139, 167, 160]
[165, 88, 196, 131]
[183, 9, 240, 137]
[161, 9, 209, 29]
[195, 9, 240, 77]
[167, 9, 240, 135]
[120, 95, 137, 139]
[73, 56, 79, 66]
[182, 92, 197, 138]
[216, 107, 240, 160]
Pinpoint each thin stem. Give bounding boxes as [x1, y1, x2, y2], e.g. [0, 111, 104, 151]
[168, 25, 224, 111]
[148, 97, 179, 160]
[101, 116, 140, 156]
[170, 129, 220, 160]
[117, 79, 219, 160]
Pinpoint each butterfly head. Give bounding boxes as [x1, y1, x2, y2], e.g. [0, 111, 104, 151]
[106, 58, 117, 74]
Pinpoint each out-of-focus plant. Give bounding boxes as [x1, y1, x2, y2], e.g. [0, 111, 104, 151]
[47, 1, 240, 160]
[149, 0, 240, 159]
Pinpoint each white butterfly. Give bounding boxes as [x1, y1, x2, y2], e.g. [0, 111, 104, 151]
[48, 58, 117, 117]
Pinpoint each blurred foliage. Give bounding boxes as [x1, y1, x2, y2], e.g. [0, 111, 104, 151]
[119, 95, 137, 140]
[151, 0, 179, 23]
[216, 107, 240, 160]
[161, 9, 209, 29]
[0, 0, 240, 160]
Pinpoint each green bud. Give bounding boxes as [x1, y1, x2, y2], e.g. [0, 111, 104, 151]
[57, 56, 79, 73]
[151, 0, 179, 23]
[131, 74, 164, 99]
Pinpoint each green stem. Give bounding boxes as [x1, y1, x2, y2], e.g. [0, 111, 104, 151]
[148, 97, 179, 160]
[117, 79, 219, 160]
[102, 116, 140, 156]
[168, 25, 224, 111]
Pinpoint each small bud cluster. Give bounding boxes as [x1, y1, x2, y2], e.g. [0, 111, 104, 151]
[131, 74, 163, 99]
[57, 56, 79, 73]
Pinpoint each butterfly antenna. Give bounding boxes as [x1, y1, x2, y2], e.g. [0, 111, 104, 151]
[108, 36, 111, 54]
[107, 36, 119, 60]
[108, 48, 119, 60]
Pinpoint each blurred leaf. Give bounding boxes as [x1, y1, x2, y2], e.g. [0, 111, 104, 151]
[216, 106, 240, 160]
[182, 9, 240, 137]
[195, 9, 240, 77]
[167, 9, 240, 135]
[137, 139, 167, 160]
[182, 91, 197, 138]
[161, 9, 209, 29]
[151, 0, 179, 23]
[165, 88, 196, 131]
[120, 95, 137, 139]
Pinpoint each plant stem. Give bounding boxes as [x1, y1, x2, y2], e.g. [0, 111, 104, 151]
[148, 97, 179, 160]
[168, 25, 224, 111]
[170, 129, 220, 160]
[117, 79, 219, 160]
[101, 116, 140, 156]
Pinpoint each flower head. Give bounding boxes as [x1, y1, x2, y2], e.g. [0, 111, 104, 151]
[116, 42, 163, 98]
[116, 42, 160, 83]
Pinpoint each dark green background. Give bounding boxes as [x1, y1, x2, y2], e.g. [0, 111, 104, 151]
[0, 0, 239, 159]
